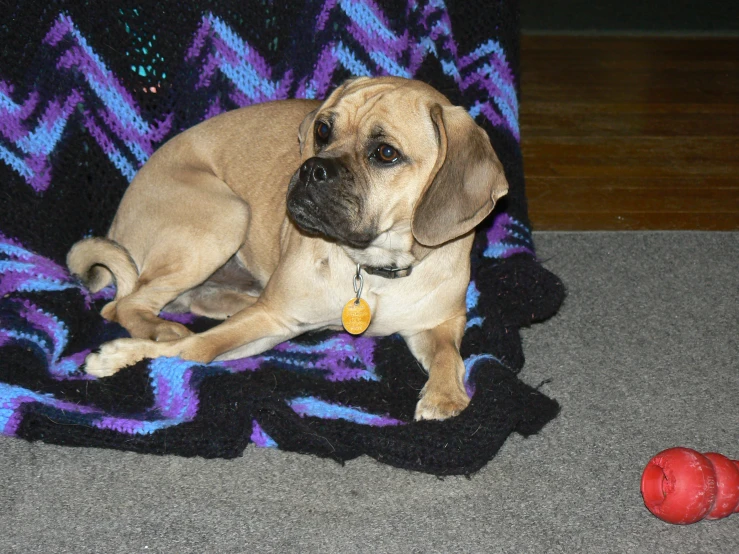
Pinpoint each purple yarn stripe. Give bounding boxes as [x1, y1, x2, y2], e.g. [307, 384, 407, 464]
[250, 420, 277, 447]
[487, 212, 514, 245]
[316, 0, 340, 31]
[3, 395, 38, 435]
[15, 300, 64, 362]
[2, 391, 99, 436]
[0, 236, 73, 295]
[0, 91, 41, 141]
[186, 16, 212, 60]
[159, 312, 198, 325]
[295, 45, 342, 99]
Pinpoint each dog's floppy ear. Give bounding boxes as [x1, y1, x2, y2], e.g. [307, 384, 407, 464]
[411, 104, 509, 247]
[298, 108, 318, 155]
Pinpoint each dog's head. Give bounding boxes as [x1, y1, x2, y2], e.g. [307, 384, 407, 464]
[286, 77, 508, 267]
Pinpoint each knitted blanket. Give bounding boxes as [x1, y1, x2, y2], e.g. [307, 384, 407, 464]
[0, 0, 564, 475]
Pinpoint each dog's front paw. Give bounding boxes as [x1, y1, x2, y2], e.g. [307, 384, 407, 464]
[414, 385, 470, 421]
[84, 338, 151, 377]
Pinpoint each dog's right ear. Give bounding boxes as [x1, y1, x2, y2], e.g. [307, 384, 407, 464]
[298, 108, 319, 155]
[412, 104, 509, 247]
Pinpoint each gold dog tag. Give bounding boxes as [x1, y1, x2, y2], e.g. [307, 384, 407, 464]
[342, 298, 371, 335]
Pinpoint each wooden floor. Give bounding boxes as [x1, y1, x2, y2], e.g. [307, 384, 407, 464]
[520, 35, 739, 230]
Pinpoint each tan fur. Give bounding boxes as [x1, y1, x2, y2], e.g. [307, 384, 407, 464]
[67, 238, 138, 296]
[68, 77, 508, 420]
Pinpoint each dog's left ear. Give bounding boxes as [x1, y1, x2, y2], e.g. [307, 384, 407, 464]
[412, 104, 509, 247]
[298, 108, 318, 155]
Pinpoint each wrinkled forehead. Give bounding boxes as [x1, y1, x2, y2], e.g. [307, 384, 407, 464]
[320, 79, 448, 144]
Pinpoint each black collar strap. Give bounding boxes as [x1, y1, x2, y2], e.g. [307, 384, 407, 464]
[362, 265, 413, 279]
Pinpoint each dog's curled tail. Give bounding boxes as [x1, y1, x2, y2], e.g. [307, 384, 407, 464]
[67, 238, 138, 300]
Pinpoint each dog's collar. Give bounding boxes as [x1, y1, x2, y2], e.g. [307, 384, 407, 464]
[361, 265, 413, 279]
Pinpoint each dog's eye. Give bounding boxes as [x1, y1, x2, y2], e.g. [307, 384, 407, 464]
[374, 144, 400, 164]
[315, 122, 331, 144]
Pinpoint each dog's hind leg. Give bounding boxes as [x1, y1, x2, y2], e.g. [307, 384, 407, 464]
[165, 254, 263, 320]
[112, 271, 203, 342]
[84, 256, 317, 377]
[108, 172, 251, 342]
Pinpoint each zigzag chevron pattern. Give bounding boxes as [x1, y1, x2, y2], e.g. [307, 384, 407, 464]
[0, 0, 518, 193]
[1, 14, 173, 190]
[0, 1, 568, 473]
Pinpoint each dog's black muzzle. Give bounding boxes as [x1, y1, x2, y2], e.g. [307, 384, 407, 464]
[286, 156, 374, 249]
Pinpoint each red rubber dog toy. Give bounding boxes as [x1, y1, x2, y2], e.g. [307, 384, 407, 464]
[641, 447, 739, 524]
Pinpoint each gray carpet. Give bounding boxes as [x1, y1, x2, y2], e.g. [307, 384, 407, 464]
[1, 231, 737, 553]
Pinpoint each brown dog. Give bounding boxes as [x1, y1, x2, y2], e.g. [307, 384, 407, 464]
[67, 76, 508, 420]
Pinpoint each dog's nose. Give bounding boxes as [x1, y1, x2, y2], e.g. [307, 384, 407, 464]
[300, 157, 338, 184]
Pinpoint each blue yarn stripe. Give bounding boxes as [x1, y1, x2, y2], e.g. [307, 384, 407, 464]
[289, 396, 403, 426]
[0, 145, 33, 180]
[63, 16, 149, 134]
[332, 42, 373, 77]
[340, 0, 397, 43]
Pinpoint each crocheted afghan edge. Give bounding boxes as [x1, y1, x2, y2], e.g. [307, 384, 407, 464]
[0, 0, 565, 475]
